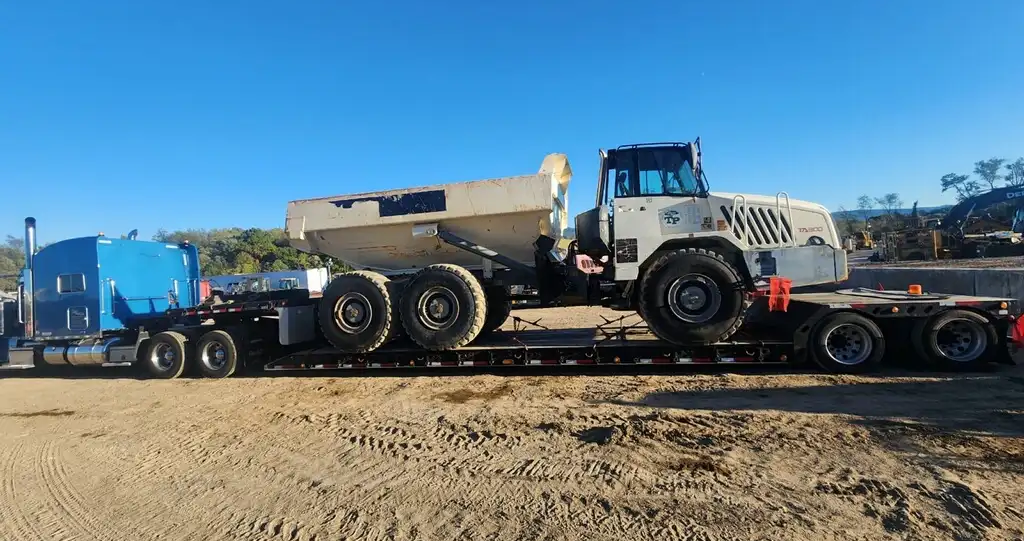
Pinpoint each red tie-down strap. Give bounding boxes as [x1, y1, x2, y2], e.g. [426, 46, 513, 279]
[768, 277, 792, 312]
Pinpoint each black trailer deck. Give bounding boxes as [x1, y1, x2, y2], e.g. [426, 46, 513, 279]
[258, 288, 1020, 372]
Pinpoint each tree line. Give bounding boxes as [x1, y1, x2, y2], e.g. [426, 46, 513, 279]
[940, 157, 1024, 202]
[0, 227, 338, 291]
[836, 155, 1024, 236]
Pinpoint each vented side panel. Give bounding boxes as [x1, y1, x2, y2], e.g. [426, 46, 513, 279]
[720, 205, 794, 247]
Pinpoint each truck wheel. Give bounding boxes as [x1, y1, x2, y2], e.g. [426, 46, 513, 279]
[910, 309, 998, 371]
[810, 312, 885, 374]
[194, 330, 238, 378]
[481, 285, 512, 335]
[400, 264, 487, 350]
[638, 248, 746, 344]
[319, 271, 396, 353]
[144, 331, 189, 379]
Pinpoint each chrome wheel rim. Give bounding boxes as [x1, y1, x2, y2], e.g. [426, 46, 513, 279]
[417, 286, 460, 331]
[824, 324, 871, 365]
[666, 273, 721, 324]
[200, 340, 228, 371]
[335, 292, 372, 334]
[934, 319, 987, 362]
[151, 343, 176, 371]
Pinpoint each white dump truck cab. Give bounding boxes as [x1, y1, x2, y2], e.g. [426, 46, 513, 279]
[574, 140, 848, 342]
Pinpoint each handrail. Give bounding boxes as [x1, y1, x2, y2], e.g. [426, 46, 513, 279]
[731, 195, 749, 249]
[775, 191, 797, 247]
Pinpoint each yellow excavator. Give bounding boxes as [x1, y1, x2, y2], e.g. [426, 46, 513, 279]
[852, 230, 873, 250]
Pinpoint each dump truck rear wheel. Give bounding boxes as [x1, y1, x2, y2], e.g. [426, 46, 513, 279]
[810, 312, 884, 374]
[319, 271, 396, 353]
[194, 329, 238, 378]
[481, 285, 512, 335]
[400, 264, 487, 350]
[638, 248, 747, 344]
[911, 309, 997, 371]
[144, 331, 189, 379]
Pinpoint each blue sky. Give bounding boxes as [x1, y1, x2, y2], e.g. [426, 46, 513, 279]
[2, 0, 1022, 242]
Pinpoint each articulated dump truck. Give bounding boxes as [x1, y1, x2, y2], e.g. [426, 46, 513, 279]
[285, 140, 848, 353]
[2, 141, 1020, 377]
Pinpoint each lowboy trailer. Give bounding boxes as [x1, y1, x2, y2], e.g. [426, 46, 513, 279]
[7, 270, 1015, 376]
[3, 139, 1023, 376]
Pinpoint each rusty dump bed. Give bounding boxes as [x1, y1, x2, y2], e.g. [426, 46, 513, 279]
[261, 289, 1019, 371]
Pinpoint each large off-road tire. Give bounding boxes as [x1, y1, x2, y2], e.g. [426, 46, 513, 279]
[194, 329, 239, 379]
[638, 248, 747, 344]
[318, 271, 397, 353]
[400, 264, 487, 350]
[144, 331, 189, 379]
[810, 312, 885, 374]
[481, 285, 512, 335]
[910, 309, 998, 371]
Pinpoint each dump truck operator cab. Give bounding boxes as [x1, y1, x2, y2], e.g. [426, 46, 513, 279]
[574, 139, 847, 343]
[576, 141, 708, 270]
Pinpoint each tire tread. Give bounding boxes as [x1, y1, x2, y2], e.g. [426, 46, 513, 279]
[638, 247, 748, 344]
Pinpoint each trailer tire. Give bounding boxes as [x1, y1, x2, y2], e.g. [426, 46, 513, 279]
[910, 309, 998, 371]
[319, 271, 396, 353]
[144, 331, 189, 379]
[809, 312, 884, 374]
[481, 285, 512, 335]
[194, 330, 238, 378]
[400, 264, 487, 350]
[638, 248, 747, 344]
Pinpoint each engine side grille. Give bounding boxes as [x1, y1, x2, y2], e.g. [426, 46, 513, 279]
[720, 205, 794, 247]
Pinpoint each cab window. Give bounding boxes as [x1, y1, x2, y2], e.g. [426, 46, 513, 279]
[57, 273, 86, 294]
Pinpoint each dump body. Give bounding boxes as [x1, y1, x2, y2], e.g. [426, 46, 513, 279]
[286, 154, 572, 272]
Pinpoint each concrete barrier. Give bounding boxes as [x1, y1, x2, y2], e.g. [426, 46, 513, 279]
[798, 267, 1024, 302]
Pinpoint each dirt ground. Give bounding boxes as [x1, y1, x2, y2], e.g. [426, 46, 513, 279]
[1, 307, 1023, 541]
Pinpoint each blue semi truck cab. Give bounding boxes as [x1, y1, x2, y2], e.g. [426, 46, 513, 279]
[1, 217, 203, 370]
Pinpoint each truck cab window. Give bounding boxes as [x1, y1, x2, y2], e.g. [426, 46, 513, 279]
[608, 147, 703, 199]
[57, 273, 86, 294]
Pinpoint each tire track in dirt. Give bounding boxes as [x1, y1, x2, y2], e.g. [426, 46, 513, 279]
[273, 409, 649, 491]
[35, 439, 127, 541]
[0, 441, 51, 541]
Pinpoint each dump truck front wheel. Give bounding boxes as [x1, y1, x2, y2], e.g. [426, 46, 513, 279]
[638, 248, 747, 344]
[401, 264, 487, 350]
[319, 271, 397, 353]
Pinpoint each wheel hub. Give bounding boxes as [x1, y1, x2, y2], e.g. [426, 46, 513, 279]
[152, 343, 175, 370]
[935, 319, 986, 362]
[335, 292, 372, 334]
[201, 341, 227, 370]
[418, 286, 460, 331]
[666, 273, 722, 323]
[824, 324, 871, 365]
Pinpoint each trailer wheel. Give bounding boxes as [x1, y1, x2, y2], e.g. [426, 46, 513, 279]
[910, 309, 998, 371]
[194, 330, 238, 378]
[400, 264, 487, 350]
[319, 271, 397, 353]
[481, 285, 512, 335]
[144, 331, 189, 379]
[810, 312, 885, 374]
[638, 248, 746, 344]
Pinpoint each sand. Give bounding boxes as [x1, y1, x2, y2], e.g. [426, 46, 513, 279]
[1, 307, 1022, 541]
